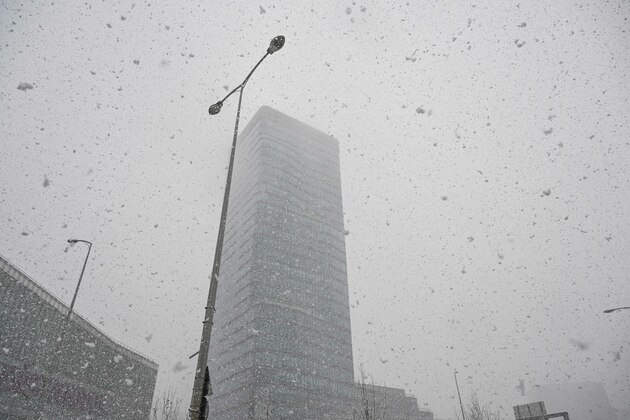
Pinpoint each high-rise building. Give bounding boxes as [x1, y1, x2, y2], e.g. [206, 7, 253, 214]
[206, 106, 356, 419]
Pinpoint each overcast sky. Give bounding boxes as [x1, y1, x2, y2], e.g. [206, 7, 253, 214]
[1, 0, 629, 418]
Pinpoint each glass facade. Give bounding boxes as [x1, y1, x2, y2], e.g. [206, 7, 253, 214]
[206, 106, 355, 419]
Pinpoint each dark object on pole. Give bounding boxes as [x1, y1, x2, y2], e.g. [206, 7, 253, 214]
[198, 368, 211, 419]
[454, 370, 466, 420]
[66, 239, 92, 320]
[188, 35, 285, 420]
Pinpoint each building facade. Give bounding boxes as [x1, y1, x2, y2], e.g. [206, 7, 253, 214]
[206, 106, 355, 419]
[356, 383, 434, 420]
[0, 254, 158, 420]
[205, 106, 429, 420]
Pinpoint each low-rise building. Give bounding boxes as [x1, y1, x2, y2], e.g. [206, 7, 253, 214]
[355, 383, 434, 420]
[0, 254, 158, 420]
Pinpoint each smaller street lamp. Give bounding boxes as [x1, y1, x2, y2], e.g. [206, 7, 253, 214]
[66, 239, 93, 319]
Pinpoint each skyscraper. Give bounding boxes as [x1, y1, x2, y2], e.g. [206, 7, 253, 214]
[206, 106, 356, 419]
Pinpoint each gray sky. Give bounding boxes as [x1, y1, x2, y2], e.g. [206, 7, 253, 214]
[1, 0, 629, 417]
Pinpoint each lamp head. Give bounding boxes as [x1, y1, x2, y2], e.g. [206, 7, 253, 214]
[208, 101, 223, 115]
[267, 35, 285, 54]
[67, 239, 78, 244]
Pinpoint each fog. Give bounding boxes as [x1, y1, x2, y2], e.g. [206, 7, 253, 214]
[1, 0, 629, 418]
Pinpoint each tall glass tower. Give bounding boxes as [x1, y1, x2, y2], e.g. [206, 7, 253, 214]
[206, 106, 355, 419]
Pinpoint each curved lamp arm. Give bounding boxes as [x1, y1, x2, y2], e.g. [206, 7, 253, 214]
[208, 35, 285, 115]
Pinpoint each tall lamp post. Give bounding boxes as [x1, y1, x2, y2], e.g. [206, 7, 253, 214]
[454, 370, 466, 420]
[188, 35, 285, 420]
[66, 239, 92, 320]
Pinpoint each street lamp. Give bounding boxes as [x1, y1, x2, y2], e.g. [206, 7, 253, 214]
[207, 35, 285, 116]
[66, 239, 92, 320]
[188, 35, 285, 420]
[454, 370, 466, 420]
